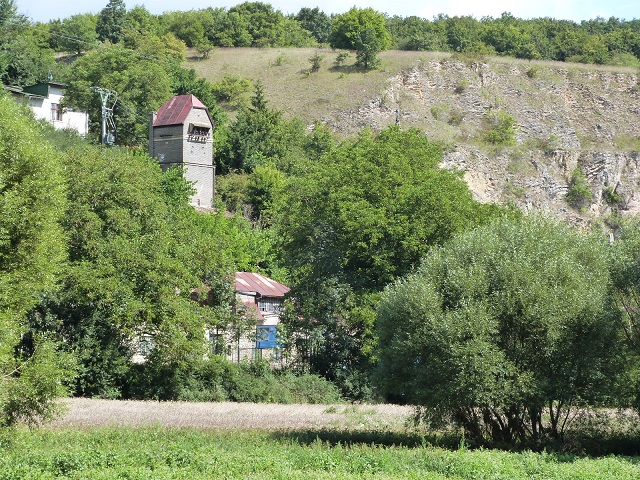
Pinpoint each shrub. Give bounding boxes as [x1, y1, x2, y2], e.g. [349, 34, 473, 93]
[603, 186, 622, 206]
[126, 356, 343, 404]
[566, 168, 592, 210]
[483, 110, 517, 146]
[211, 75, 252, 105]
[454, 79, 470, 94]
[308, 52, 324, 72]
[334, 51, 350, 66]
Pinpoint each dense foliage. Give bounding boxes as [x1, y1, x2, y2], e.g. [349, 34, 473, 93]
[0, 94, 74, 427]
[274, 127, 507, 398]
[376, 216, 621, 445]
[5, 0, 640, 93]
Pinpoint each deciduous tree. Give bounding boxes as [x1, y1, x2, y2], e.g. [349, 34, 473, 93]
[376, 216, 620, 444]
[0, 94, 74, 427]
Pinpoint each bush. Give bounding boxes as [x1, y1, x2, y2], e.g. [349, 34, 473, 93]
[376, 216, 620, 446]
[566, 168, 592, 210]
[483, 110, 517, 146]
[454, 79, 469, 93]
[126, 357, 343, 404]
[603, 186, 622, 206]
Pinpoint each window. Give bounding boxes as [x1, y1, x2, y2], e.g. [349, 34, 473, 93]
[208, 330, 227, 355]
[51, 103, 61, 121]
[257, 298, 283, 314]
[188, 122, 210, 138]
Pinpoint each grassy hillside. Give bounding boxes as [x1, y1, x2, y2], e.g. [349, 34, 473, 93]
[187, 48, 637, 128]
[186, 47, 437, 125]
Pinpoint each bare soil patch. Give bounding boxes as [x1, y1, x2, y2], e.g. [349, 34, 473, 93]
[49, 398, 413, 431]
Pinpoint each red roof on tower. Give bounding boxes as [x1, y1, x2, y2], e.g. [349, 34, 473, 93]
[153, 94, 213, 127]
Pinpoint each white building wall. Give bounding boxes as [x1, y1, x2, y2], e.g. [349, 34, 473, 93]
[27, 87, 88, 135]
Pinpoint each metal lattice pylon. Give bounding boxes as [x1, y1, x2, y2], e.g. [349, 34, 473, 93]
[90, 86, 117, 145]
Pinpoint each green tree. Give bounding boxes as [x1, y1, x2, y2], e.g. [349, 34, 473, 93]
[221, 82, 305, 172]
[31, 146, 236, 398]
[0, 32, 58, 86]
[354, 27, 382, 70]
[65, 44, 173, 146]
[296, 7, 332, 44]
[56, 14, 98, 55]
[0, 94, 74, 427]
[376, 216, 620, 444]
[445, 15, 483, 52]
[276, 127, 505, 398]
[96, 0, 128, 44]
[329, 7, 392, 51]
[228, 2, 313, 47]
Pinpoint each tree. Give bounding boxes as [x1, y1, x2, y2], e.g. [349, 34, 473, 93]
[65, 44, 173, 146]
[296, 7, 332, 44]
[376, 216, 620, 445]
[96, 0, 128, 44]
[56, 14, 98, 55]
[355, 27, 382, 70]
[0, 94, 74, 427]
[228, 2, 313, 47]
[0, 32, 58, 86]
[221, 82, 306, 172]
[275, 127, 505, 398]
[608, 221, 640, 410]
[329, 7, 392, 51]
[31, 145, 241, 398]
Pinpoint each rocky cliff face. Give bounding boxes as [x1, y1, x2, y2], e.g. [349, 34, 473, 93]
[326, 56, 640, 225]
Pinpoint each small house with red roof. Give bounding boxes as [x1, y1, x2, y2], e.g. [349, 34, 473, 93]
[149, 94, 215, 209]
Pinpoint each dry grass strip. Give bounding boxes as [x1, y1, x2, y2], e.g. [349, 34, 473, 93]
[49, 398, 413, 431]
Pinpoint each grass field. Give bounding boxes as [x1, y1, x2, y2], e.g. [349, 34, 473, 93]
[2, 426, 640, 479]
[2, 399, 640, 479]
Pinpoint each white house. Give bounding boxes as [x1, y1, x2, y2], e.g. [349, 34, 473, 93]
[6, 82, 88, 135]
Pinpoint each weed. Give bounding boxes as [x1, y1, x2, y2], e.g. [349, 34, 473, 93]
[526, 66, 538, 79]
[454, 79, 470, 94]
[430, 104, 445, 120]
[273, 53, 287, 66]
[613, 135, 640, 151]
[447, 109, 465, 126]
[482, 110, 517, 146]
[5, 426, 640, 478]
[566, 168, 592, 210]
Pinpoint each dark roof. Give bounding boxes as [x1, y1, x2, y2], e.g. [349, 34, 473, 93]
[153, 94, 213, 127]
[235, 272, 290, 298]
[22, 82, 66, 97]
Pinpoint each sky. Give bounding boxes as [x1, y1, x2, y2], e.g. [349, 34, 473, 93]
[18, 0, 639, 24]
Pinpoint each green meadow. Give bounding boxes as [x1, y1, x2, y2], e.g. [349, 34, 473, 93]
[2, 427, 639, 479]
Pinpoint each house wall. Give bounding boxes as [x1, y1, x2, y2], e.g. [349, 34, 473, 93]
[14, 85, 88, 135]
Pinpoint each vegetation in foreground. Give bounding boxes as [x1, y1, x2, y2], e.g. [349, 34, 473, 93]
[1, 426, 640, 479]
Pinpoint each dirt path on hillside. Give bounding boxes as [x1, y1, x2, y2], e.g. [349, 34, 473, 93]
[49, 398, 414, 431]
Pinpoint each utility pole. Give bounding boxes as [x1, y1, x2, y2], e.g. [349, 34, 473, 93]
[90, 86, 117, 145]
